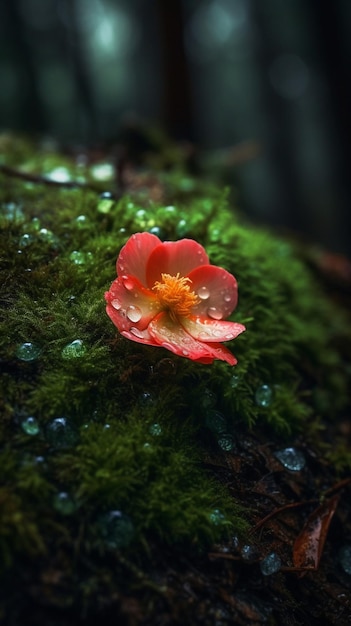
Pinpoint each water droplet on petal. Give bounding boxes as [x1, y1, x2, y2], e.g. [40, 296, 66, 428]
[224, 294, 231, 302]
[182, 349, 189, 356]
[255, 384, 273, 407]
[274, 447, 306, 471]
[130, 327, 145, 339]
[207, 307, 223, 320]
[260, 552, 282, 575]
[111, 298, 122, 310]
[198, 286, 210, 300]
[126, 305, 142, 322]
[123, 277, 134, 291]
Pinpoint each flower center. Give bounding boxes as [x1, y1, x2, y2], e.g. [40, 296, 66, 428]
[152, 273, 200, 320]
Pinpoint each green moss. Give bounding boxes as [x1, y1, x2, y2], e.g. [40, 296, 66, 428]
[0, 135, 350, 585]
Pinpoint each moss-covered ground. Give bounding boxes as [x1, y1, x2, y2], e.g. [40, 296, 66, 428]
[0, 132, 351, 625]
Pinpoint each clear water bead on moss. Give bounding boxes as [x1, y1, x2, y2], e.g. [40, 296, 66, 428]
[69, 250, 92, 265]
[98, 510, 135, 548]
[38, 228, 57, 245]
[229, 375, 240, 389]
[149, 423, 162, 436]
[148, 226, 165, 239]
[255, 384, 273, 407]
[46, 166, 72, 182]
[91, 162, 115, 181]
[241, 544, 257, 561]
[274, 447, 306, 471]
[75, 214, 89, 228]
[209, 508, 226, 526]
[260, 552, 282, 575]
[97, 198, 114, 214]
[53, 492, 77, 515]
[21, 416, 40, 436]
[338, 544, 351, 575]
[15, 342, 41, 361]
[61, 339, 87, 359]
[19, 233, 35, 248]
[45, 417, 78, 449]
[176, 218, 188, 237]
[217, 434, 234, 452]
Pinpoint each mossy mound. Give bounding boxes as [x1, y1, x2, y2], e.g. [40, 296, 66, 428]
[0, 134, 350, 624]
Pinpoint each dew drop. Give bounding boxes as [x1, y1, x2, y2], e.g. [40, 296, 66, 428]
[19, 233, 35, 248]
[126, 305, 142, 323]
[123, 277, 134, 291]
[130, 327, 145, 339]
[15, 342, 41, 362]
[207, 307, 223, 320]
[111, 298, 122, 310]
[98, 510, 135, 548]
[217, 433, 234, 451]
[260, 552, 282, 575]
[75, 214, 88, 228]
[209, 508, 226, 526]
[38, 228, 56, 244]
[46, 166, 72, 182]
[45, 417, 78, 449]
[198, 286, 210, 300]
[149, 423, 162, 436]
[53, 492, 77, 515]
[274, 447, 306, 471]
[241, 544, 257, 561]
[182, 349, 189, 356]
[229, 374, 240, 389]
[224, 294, 232, 302]
[91, 162, 115, 181]
[21, 416, 40, 436]
[61, 339, 87, 359]
[70, 250, 86, 265]
[255, 384, 273, 407]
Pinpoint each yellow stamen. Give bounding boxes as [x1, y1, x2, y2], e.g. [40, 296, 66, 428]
[152, 273, 200, 320]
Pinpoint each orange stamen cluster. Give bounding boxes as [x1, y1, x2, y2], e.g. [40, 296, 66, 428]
[152, 273, 200, 320]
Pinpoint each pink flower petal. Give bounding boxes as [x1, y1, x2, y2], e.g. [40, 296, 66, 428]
[148, 312, 237, 364]
[105, 275, 161, 333]
[187, 265, 239, 319]
[180, 314, 246, 343]
[146, 239, 209, 287]
[117, 232, 161, 287]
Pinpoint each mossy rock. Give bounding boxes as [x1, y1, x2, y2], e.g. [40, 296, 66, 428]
[1, 134, 350, 625]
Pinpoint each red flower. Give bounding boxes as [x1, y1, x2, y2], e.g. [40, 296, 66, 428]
[105, 233, 245, 365]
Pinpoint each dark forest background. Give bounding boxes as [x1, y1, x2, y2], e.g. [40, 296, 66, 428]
[1, 0, 350, 255]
